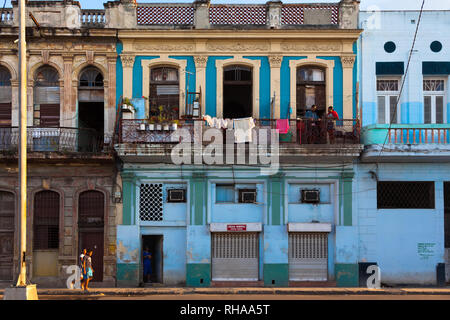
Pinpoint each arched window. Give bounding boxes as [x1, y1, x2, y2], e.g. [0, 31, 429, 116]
[296, 66, 326, 118]
[79, 67, 103, 88]
[223, 65, 253, 119]
[78, 190, 104, 282]
[149, 66, 179, 120]
[0, 66, 12, 127]
[33, 191, 60, 250]
[0, 191, 15, 280]
[34, 66, 60, 127]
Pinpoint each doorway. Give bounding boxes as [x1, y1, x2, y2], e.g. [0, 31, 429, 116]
[142, 235, 163, 283]
[444, 182, 450, 282]
[223, 65, 253, 119]
[296, 66, 326, 118]
[0, 191, 14, 281]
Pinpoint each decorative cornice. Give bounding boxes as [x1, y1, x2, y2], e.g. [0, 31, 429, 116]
[134, 42, 195, 52]
[194, 55, 208, 68]
[206, 41, 270, 52]
[281, 42, 342, 52]
[121, 54, 135, 68]
[340, 54, 356, 68]
[268, 55, 283, 68]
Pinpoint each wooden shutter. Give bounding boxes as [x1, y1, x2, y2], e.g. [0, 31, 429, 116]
[296, 85, 306, 116]
[0, 103, 11, 127]
[315, 85, 326, 111]
[424, 96, 432, 124]
[377, 96, 386, 124]
[40, 104, 60, 127]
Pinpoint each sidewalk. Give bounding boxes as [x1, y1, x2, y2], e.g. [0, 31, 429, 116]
[2, 286, 450, 296]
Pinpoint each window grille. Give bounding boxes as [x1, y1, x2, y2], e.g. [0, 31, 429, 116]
[377, 79, 399, 91]
[79, 68, 104, 87]
[139, 183, 163, 221]
[377, 182, 435, 209]
[79, 191, 104, 227]
[0, 66, 11, 86]
[33, 190, 60, 250]
[423, 80, 444, 92]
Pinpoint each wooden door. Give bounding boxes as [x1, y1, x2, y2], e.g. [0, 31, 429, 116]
[80, 231, 104, 282]
[0, 191, 14, 281]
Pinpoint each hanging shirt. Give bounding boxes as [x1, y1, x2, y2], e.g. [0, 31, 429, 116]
[233, 117, 255, 143]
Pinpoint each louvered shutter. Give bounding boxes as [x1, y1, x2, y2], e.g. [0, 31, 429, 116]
[377, 96, 386, 124]
[424, 96, 432, 124]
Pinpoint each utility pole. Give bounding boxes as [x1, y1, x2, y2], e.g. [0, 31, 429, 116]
[4, 0, 38, 301]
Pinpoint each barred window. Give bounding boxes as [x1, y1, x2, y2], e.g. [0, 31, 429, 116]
[139, 183, 163, 221]
[377, 182, 435, 209]
[377, 79, 399, 91]
[33, 190, 60, 250]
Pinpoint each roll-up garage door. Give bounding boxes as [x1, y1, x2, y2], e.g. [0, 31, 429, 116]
[212, 232, 259, 281]
[289, 232, 328, 281]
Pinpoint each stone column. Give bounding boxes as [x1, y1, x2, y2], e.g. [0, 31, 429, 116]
[194, 55, 208, 115]
[62, 54, 74, 128]
[194, 0, 210, 29]
[340, 55, 356, 120]
[121, 54, 135, 101]
[106, 54, 117, 136]
[268, 55, 283, 119]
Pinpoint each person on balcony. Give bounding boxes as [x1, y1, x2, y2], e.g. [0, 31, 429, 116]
[305, 105, 320, 144]
[326, 106, 339, 144]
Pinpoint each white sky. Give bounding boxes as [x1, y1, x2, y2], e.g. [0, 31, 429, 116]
[3, 0, 450, 10]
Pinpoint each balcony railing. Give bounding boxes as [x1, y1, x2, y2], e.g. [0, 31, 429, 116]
[118, 118, 361, 145]
[0, 127, 111, 154]
[362, 124, 450, 145]
[81, 10, 106, 27]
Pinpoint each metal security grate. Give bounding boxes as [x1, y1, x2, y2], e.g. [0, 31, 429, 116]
[289, 233, 328, 259]
[139, 184, 163, 221]
[377, 182, 435, 209]
[212, 233, 258, 259]
[33, 190, 60, 250]
[79, 191, 104, 227]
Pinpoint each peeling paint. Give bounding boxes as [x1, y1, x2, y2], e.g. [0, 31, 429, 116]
[117, 240, 139, 263]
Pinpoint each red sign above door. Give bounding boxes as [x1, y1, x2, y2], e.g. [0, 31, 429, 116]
[227, 224, 247, 231]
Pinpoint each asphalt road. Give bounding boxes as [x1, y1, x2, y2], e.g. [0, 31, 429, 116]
[26, 294, 450, 300]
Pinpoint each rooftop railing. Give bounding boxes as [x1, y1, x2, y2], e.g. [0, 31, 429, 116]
[81, 9, 106, 27]
[0, 8, 14, 26]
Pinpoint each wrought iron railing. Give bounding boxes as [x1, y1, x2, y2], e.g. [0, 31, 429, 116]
[0, 127, 111, 154]
[119, 118, 360, 145]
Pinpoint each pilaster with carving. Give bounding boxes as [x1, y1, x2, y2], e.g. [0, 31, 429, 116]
[340, 55, 356, 69]
[121, 54, 135, 69]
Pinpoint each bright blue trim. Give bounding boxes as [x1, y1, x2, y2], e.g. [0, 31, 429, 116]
[116, 41, 123, 110]
[132, 56, 159, 99]
[317, 56, 343, 119]
[244, 56, 271, 119]
[280, 57, 307, 119]
[353, 42, 357, 118]
[205, 56, 233, 117]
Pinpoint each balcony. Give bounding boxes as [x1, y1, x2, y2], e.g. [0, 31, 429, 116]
[361, 124, 450, 163]
[0, 8, 13, 26]
[115, 118, 363, 164]
[0, 127, 112, 159]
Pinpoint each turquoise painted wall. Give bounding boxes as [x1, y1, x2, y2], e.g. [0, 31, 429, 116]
[244, 56, 271, 119]
[116, 41, 123, 109]
[280, 57, 307, 119]
[132, 56, 159, 99]
[317, 56, 344, 119]
[205, 56, 233, 117]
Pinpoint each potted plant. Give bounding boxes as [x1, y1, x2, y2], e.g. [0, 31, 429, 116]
[147, 117, 157, 131]
[163, 121, 170, 131]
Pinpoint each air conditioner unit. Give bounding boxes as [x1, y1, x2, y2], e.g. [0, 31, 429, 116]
[167, 189, 186, 203]
[301, 189, 320, 204]
[239, 189, 257, 203]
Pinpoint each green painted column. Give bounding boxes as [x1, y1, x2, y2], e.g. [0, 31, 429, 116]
[192, 172, 206, 226]
[121, 172, 136, 225]
[269, 173, 284, 226]
[342, 171, 354, 227]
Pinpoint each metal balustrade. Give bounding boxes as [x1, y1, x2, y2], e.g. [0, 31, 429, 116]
[0, 127, 111, 154]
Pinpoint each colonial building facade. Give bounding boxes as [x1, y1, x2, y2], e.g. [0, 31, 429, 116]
[357, 10, 450, 284]
[114, 0, 363, 287]
[0, 0, 121, 286]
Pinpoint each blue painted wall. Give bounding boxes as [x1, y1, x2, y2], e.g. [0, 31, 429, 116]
[132, 56, 159, 99]
[205, 56, 233, 117]
[244, 56, 271, 119]
[280, 57, 307, 119]
[354, 163, 447, 284]
[116, 41, 123, 109]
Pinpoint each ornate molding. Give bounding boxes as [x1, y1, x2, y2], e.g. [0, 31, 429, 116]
[268, 55, 283, 68]
[86, 51, 94, 64]
[340, 55, 356, 68]
[281, 42, 342, 52]
[194, 55, 208, 68]
[121, 54, 135, 68]
[206, 41, 270, 52]
[134, 42, 194, 52]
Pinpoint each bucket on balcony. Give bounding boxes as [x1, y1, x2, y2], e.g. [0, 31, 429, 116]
[279, 131, 293, 142]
